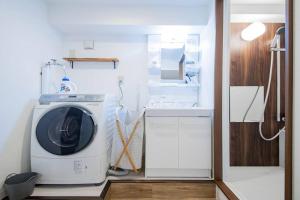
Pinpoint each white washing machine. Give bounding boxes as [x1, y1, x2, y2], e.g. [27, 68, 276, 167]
[31, 94, 116, 185]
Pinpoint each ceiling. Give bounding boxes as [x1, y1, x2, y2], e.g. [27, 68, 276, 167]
[231, 0, 285, 4]
[45, 0, 210, 6]
[45, 0, 285, 6]
[54, 25, 205, 37]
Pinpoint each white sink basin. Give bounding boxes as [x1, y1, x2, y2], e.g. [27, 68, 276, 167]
[145, 107, 213, 117]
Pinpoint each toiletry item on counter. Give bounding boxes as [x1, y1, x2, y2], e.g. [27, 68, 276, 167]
[59, 76, 77, 94]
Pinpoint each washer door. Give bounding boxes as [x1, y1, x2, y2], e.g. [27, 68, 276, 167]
[36, 106, 96, 155]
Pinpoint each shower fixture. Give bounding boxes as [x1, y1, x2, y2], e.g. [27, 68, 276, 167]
[259, 26, 286, 141]
[271, 26, 286, 52]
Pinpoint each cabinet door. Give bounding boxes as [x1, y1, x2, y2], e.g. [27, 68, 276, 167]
[179, 117, 211, 169]
[146, 117, 179, 169]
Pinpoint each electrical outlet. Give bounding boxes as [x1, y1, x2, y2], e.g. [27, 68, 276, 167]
[83, 40, 94, 50]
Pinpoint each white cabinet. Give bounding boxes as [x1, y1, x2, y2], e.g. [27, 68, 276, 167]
[179, 117, 211, 169]
[145, 116, 212, 178]
[145, 117, 179, 169]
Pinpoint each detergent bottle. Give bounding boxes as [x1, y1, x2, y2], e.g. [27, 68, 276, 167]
[59, 76, 77, 94]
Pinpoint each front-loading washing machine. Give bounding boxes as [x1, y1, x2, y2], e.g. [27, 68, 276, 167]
[31, 94, 116, 184]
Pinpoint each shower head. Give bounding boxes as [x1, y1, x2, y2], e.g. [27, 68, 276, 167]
[270, 26, 285, 49]
[275, 26, 285, 35]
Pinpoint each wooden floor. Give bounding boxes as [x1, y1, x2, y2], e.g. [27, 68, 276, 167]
[105, 182, 216, 200]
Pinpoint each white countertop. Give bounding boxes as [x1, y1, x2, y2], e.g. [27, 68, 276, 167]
[145, 107, 213, 117]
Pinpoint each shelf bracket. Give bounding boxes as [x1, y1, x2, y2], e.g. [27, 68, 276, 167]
[69, 61, 74, 69]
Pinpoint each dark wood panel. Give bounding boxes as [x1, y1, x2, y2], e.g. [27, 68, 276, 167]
[230, 23, 285, 166]
[285, 0, 293, 199]
[214, 0, 224, 180]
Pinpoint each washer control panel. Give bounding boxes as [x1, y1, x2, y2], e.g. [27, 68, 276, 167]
[39, 94, 105, 104]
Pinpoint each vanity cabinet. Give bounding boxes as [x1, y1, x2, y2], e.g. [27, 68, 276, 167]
[145, 116, 212, 178]
[146, 117, 179, 169]
[179, 117, 211, 169]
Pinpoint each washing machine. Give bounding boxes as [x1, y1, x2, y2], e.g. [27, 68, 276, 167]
[31, 94, 116, 185]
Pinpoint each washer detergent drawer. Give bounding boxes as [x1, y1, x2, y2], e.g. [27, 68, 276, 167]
[31, 156, 105, 184]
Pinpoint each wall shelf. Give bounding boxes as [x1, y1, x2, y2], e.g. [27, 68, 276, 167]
[63, 57, 119, 69]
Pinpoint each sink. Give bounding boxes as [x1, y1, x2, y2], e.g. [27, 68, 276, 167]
[145, 107, 213, 117]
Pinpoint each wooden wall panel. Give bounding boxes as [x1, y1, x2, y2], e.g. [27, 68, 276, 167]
[230, 23, 285, 166]
[214, 0, 224, 180]
[284, 0, 293, 198]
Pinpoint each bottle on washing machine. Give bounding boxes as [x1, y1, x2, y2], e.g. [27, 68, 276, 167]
[59, 76, 77, 94]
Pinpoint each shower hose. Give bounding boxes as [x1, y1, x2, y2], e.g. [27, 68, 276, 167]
[259, 50, 285, 141]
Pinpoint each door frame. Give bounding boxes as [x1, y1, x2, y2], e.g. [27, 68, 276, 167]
[214, 0, 224, 182]
[214, 0, 294, 199]
[284, 0, 293, 199]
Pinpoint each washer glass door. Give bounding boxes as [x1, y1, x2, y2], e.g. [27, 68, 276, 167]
[36, 106, 96, 155]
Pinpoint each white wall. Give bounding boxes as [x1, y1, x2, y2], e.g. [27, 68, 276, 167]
[61, 35, 148, 112]
[199, 1, 216, 109]
[293, 0, 300, 199]
[0, 0, 62, 197]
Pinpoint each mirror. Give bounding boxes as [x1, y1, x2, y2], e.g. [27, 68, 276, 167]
[161, 46, 185, 80]
[148, 34, 200, 82]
